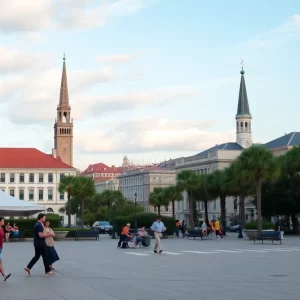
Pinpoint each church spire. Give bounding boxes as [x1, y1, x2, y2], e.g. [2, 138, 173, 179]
[59, 54, 69, 107]
[235, 62, 252, 148]
[236, 62, 250, 116]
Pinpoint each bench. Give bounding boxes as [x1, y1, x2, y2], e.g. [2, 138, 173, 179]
[9, 231, 26, 242]
[253, 230, 282, 244]
[75, 230, 99, 241]
[186, 229, 204, 240]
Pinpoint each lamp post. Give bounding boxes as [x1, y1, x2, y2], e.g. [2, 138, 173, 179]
[134, 192, 137, 231]
[111, 202, 116, 239]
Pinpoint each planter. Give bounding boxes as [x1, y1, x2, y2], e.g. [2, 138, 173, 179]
[54, 231, 69, 240]
[243, 229, 275, 240]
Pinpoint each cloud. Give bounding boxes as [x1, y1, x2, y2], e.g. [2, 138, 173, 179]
[75, 117, 235, 154]
[245, 14, 300, 48]
[96, 53, 138, 64]
[0, 47, 51, 73]
[0, 0, 53, 33]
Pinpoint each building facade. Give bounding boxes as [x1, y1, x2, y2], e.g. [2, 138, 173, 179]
[95, 178, 119, 194]
[118, 167, 176, 216]
[0, 148, 76, 223]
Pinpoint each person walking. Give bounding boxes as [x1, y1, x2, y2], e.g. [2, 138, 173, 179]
[0, 217, 11, 281]
[44, 220, 60, 271]
[276, 217, 284, 240]
[214, 219, 224, 240]
[24, 214, 54, 277]
[117, 223, 131, 248]
[151, 217, 167, 254]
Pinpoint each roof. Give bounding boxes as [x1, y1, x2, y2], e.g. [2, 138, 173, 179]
[197, 142, 244, 155]
[0, 148, 74, 169]
[82, 163, 125, 175]
[236, 69, 251, 116]
[264, 132, 300, 149]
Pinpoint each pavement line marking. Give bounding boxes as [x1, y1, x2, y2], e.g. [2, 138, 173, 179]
[257, 249, 291, 252]
[214, 250, 241, 253]
[235, 249, 268, 253]
[181, 251, 219, 254]
[162, 251, 183, 255]
[125, 252, 150, 256]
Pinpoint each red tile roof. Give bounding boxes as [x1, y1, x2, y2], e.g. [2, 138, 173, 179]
[82, 163, 125, 175]
[0, 148, 74, 169]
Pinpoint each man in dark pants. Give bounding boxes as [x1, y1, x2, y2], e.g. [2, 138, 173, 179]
[24, 214, 54, 276]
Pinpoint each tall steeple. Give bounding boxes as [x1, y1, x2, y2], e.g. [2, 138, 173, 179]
[235, 62, 252, 148]
[53, 55, 73, 166]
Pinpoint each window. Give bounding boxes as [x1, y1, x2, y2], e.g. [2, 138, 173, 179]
[29, 189, 34, 201]
[0, 173, 5, 183]
[39, 173, 44, 183]
[48, 173, 53, 183]
[60, 193, 64, 201]
[19, 189, 24, 200]
[60, 173, 65, 181]
[29, 173, 34, 183]
[19, 173, 24, 183]
[213, 200, 217, 210]
[234, 199, 238, 212]
[10, 173, 15, 183]
[38, 190, 44, 201]
[9, 189, 14, 197]
[48, 189, 53, 201]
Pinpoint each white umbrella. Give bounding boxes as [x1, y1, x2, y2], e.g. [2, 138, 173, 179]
[0, 190, 45, 217]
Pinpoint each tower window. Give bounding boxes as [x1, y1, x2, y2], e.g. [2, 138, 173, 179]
[240, 122, 243, 127]
[245, 122, 248, 128]
[63, 112, 67, 122]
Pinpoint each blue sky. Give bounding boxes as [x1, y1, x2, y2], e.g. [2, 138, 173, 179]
[0, 0, 300, 170]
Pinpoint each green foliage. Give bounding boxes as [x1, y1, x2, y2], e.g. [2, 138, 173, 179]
[149, 187, 169, 216]
[113, 212, 176, 235]
[244, 220, 274, 230]
[7, 214, 61, 237]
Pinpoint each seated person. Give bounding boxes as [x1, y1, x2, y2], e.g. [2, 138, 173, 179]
[201, 221, 208, 239]
[117, 223, 132, 248]
[12, 223, 19, 237]
[132, 227, 149, 248]
[5, 222, 13, 242]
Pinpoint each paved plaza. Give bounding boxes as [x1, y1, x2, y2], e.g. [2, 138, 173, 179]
[1, 234, 300, 300]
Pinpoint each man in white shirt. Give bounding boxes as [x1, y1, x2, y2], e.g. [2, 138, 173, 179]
[150, 217, 166, 254]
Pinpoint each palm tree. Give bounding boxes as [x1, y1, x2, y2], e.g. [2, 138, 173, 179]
[194, 174, 212, 224]
[163, 185, 182, 218]
[72, 176, 96, 228]
[176, 170, 198, 228]
[58, 175, 76, 227]
[149, 187, 169, 217]
[208, 169, 229, 232]
[239, 146, 279, 232]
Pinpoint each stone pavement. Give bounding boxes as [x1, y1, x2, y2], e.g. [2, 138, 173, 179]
[1, 234, 300, 300]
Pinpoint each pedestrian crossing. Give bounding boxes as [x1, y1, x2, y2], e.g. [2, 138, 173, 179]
[124, 247, 300, 257]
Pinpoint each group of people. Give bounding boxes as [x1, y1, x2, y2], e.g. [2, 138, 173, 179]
[0, 213, 60, 282]
[201, 219, 224, 240]
[4, 222, 19, 243]
[118, 217, 167, 254]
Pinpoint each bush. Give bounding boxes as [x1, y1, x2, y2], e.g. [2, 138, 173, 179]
[6, 214, 61, 237]
[113, 213, 176, 235]
[52, 227, 92, 238]
[244, 220, 275, 230]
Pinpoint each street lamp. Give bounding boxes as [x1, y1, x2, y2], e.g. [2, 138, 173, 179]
[134, 192, 137, 231]
[111, 202, 116, 239]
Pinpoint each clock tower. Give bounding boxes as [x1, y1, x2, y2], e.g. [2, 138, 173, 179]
[53, 55, 73, 166]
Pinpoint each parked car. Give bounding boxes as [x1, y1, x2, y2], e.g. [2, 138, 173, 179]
[92, 221, 113, 234]
[228, 225, 240, 232]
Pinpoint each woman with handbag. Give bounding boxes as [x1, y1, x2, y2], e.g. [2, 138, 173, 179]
[44, 220, 60, 271]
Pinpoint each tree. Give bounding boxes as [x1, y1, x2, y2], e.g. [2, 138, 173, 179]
[163, 185, 182, 218]
[177, 170, 198, 228]
[239, 146, 279, 232]
[72, 176, 96, 228]
[208, 169, 230, 232]
[149, 187, 169, 217]
[58, 175, 76, 227]
[193, 174, 213, 224]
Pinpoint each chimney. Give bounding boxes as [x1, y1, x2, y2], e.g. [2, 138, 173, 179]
[52, 148, 57, 158]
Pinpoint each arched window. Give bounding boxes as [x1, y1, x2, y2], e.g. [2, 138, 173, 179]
[240, 122, 243, 127]
[47, 207, 54, 213]
[245, 122, 248, 128]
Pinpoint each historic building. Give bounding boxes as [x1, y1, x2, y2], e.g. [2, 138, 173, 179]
[118, 166, 176, 216]
[95, 178, 119, 194]
[0, 57, 76, 224]
[53, 55, 74, 166]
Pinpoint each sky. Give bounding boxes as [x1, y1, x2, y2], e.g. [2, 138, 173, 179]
[1, 0, 300, 171]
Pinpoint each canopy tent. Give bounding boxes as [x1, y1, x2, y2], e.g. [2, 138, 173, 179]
[0, 190, 45, 217]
